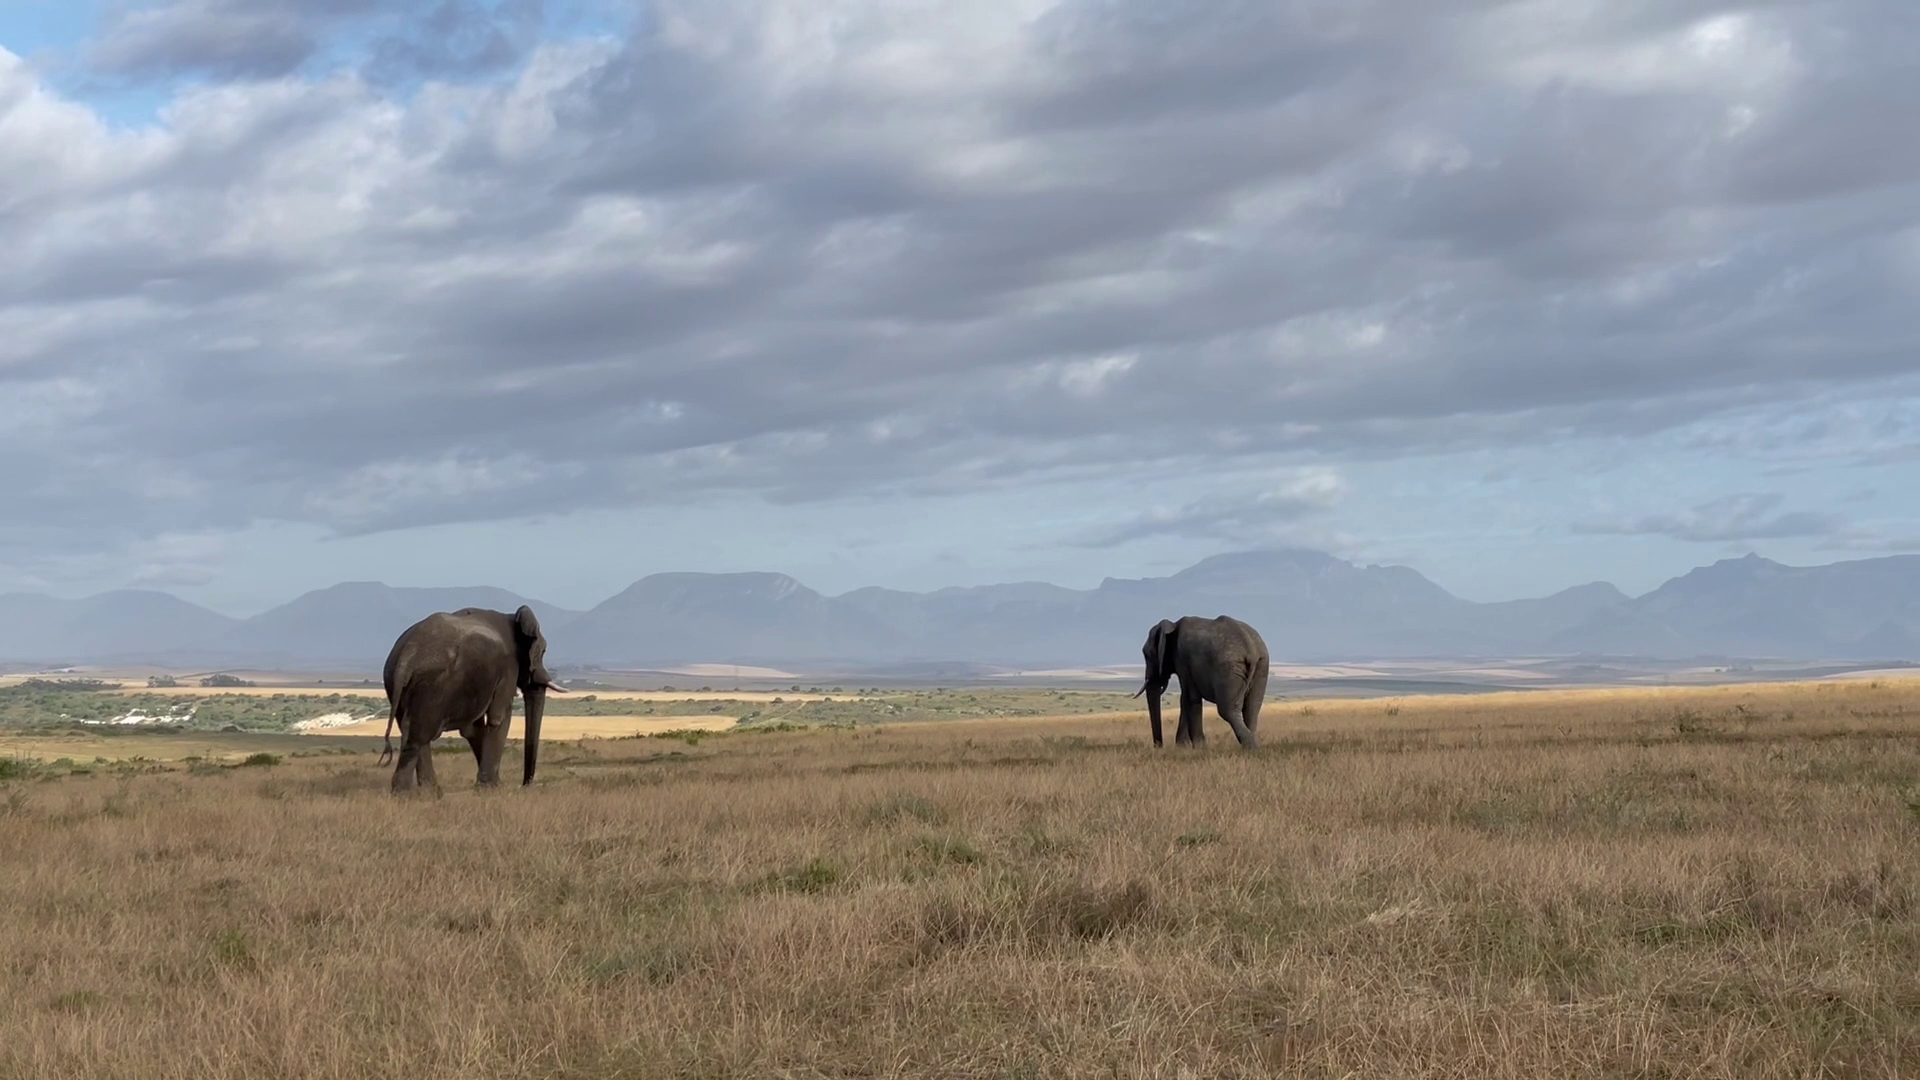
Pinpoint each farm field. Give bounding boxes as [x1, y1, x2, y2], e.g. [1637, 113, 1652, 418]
[2, 679, 1918, 1078]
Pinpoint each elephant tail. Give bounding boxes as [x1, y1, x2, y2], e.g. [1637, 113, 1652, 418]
[378, 708, 398, 766]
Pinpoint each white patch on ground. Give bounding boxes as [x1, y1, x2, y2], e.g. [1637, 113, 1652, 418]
[293, 711, 381, 731]
[82, 704, 196, 726]
[987, 667, 1136, 681]
[656, 663, 803, 680]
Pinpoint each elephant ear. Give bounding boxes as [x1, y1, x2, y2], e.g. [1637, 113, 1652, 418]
[513, 605, 554, 687]
[1145, 618, 1177, 684]
[513, 604, 541, 635]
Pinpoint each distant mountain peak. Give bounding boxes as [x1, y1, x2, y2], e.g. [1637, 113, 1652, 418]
[1098, 548, 1354, 592]
[12, 549, 1920, 667]
[1177, 548, 1342, 574]
[611, 570, 812, 598]
[1552, 581, 1628, 601]
[1658, 552, 1790, 595]
[311, 580, 392, 596]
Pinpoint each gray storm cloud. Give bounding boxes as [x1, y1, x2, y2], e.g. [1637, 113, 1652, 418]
[82, 0, 538, 82]
[1573, 493, 1844, 544]
[2, 1, 1918, 560]
[1075, 469, 1348, 549]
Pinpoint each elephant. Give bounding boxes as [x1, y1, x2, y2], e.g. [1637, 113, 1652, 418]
[1133, 615, 1269, 749]
[380, 605, 565, 794]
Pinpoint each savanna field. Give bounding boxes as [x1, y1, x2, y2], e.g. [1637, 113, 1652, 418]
[2, 680, 1918, 1079]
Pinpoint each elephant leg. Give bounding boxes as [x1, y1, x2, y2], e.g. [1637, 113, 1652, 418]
[1244, 657, 1269, 734]
[411, 722, 442, 797]
[1178, 685, 1204, 746]
[461, 725, 484, 769]
[1216, 692, 1257, 749]
[389, 744, 420, 794]
[475, 696, 512, 787]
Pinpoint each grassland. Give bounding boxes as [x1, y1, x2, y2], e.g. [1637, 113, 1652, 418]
[0, 683, 385, 734]
[2, 678, 1918, 1078]
[0, 681, 1145, 741]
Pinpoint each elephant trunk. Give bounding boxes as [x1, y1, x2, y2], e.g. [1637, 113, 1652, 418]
[1145, 683, 1164, 747]
[521, 683, 546, 786]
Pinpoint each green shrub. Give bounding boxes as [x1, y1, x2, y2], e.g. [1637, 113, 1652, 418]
[760, 857, 841, 895]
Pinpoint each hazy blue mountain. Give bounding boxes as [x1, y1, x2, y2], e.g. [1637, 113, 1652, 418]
[218, 583, 580, 664]
[1544, 607, 1696, 658]
[558, 572, 889, 664]
[1551, 554, 1920, 659]
[1850, 620, 1919, 661]
[1090, 549, 1483, 658]
[69, 591, 242, 657]
[837, 581, 1100, 663]
[1472, 582, 1633, 652]
[8, 549, 1920, 667]
[0, 594, 70, 656]
[0, 590, 237, 662]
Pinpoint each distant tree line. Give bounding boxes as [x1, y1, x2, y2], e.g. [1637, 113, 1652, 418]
[144, 673, 255, 688]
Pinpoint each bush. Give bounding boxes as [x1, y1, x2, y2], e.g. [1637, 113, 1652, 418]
[19, 678, 117, 692]
[866, 793, 946, 826]
[760, 858, 841, 894]
[915, 834, 983, 865]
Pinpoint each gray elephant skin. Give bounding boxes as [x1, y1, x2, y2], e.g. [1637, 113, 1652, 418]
[381, 605, 563, 793]
[1134, 615, 1270, 749]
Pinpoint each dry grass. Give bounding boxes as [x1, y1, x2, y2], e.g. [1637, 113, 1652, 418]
[292, 715, 744, 740]
[2, 679, 1918, 1078]
[0, 683, 843, 703]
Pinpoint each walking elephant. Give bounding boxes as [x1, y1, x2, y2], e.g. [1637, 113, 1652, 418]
[380, 605, 565, 794]
[1133, 615, 1269, 749]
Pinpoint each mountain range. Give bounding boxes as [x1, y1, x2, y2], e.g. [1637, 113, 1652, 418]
[3, 549, 1919, 669]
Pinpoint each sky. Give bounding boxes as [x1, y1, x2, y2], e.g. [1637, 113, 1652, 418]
[2, 1, 1919, 618]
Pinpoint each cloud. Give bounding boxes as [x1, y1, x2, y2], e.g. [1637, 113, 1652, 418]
[82, 0, 540, 83]
[1573, 493, 1843, 543]
[363, 0, 548, 83]
[85, 0, 369, 80]
[2, 1, 1919, 564]
[1076, 469, 1347, 548]
[121, 531, 232, 588]
[1820, 529, 1920, 554]
[0, 528, 233, 594]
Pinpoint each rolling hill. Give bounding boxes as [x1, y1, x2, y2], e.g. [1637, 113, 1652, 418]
[4, 550, 1919, 667]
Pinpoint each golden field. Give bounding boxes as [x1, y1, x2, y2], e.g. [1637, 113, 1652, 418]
[301, 713, 745, 740]
[2, 678, 1918, 1079]
[0, 676, 842, 705]
[0, 715, 743, 760]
